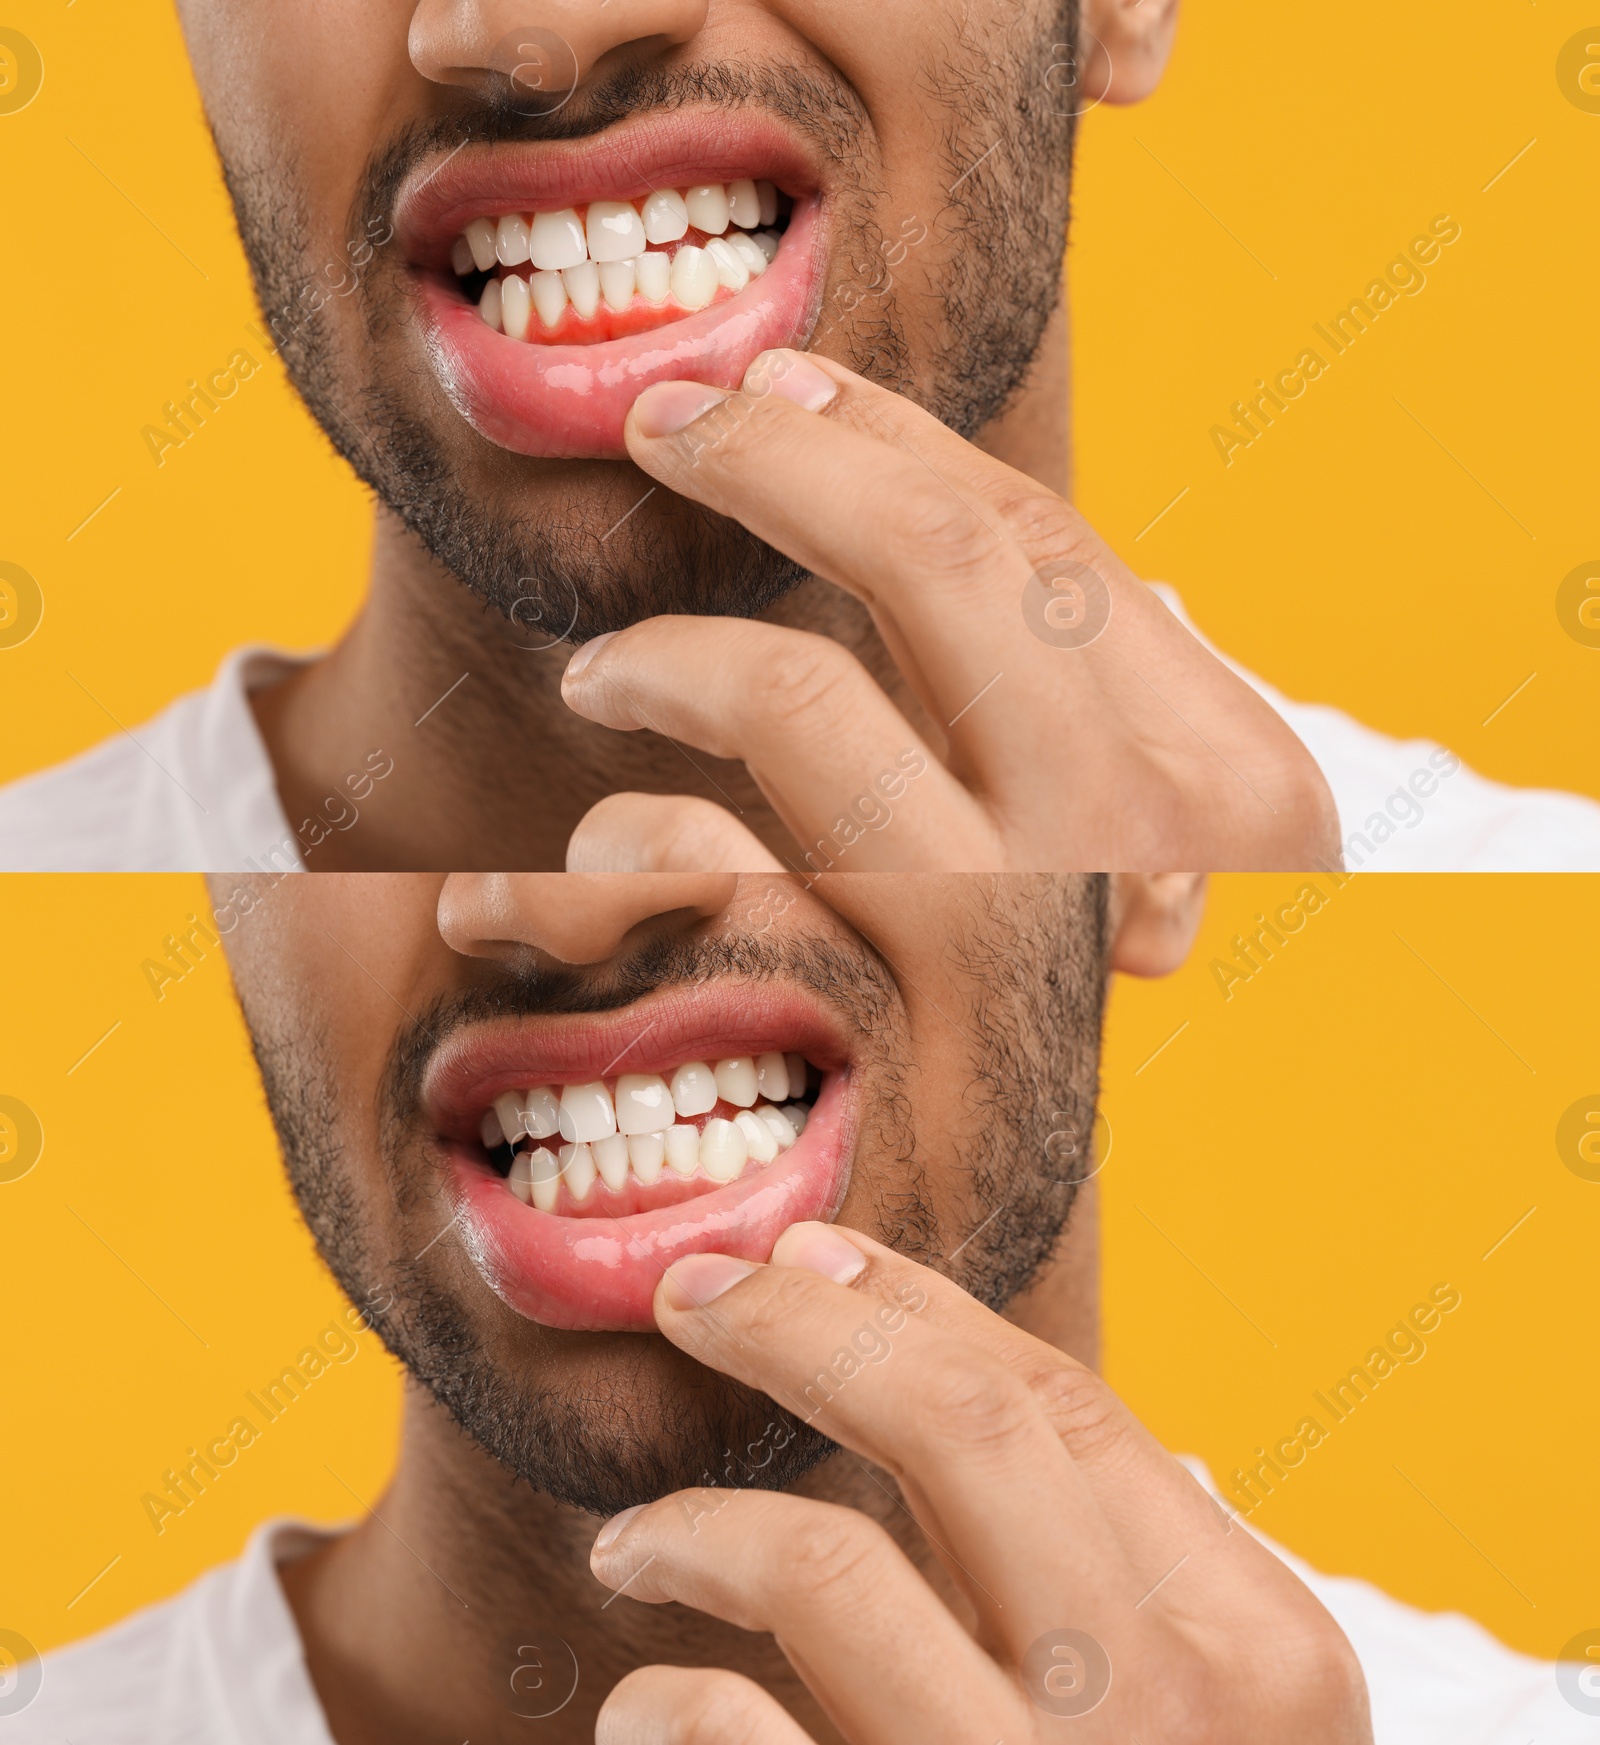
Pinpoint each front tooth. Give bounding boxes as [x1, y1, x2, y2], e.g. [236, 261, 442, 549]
[599, 257, 637, 312]
[641, 189, 689, 244]
[529, 269, 569, 328]
[509, 1151, 536, 1204]
[451, 235, 475, 276]
[670, 245, 718, 312]
[562, 260, 600, 319]
[592, 1133, 631, 1192]
[559, 1142, 597, 1202]
[665, 1124, 701, 1177]
[493, 1092, 528, 1144]
[616, 1072, 673, 1134]
[495, 213, 532, 266]
[753, 230, 780, 263]
[758, 1105, 798, 1148]
[756, 180, 779, 226]
[685, 183, 731, 235]
[635, 251, 671, 305]
[465, 217, 498, 271]
[733, 1108, 779, 1163]
[531, 1148, 560, 1212]
[587, 200, 647, 263]
[755, 1052, 789, 1102]
[628, 1131, 666, 1184]
[529, 207, 588, 271]
[699, 1117, 749, 1183]
[784, 1054, 808, 1093]
[559, 1080, 616, 1143]
[481, 1106, 505, 1149]
[670, 1061, 718, 1117]
[714, 1057, 759, 1107]
[479, 277, 503, 331]
[727, 179, 762, 229]
[500, 273, 532, 340]
[521, 1087, 562, 1140]
[728, 232, 768, 277]
[705, 237, 750, 293]
[781, 1102, 809, 1134]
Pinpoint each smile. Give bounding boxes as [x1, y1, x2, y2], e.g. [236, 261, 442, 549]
[398, 117, 828, 462]
[423, 988, 856, 1332]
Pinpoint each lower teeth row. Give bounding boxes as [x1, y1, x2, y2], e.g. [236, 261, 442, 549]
[509, 1099, 810, 1208]
[479, 231, 780, 334]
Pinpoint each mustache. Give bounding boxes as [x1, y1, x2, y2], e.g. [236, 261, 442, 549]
[353, 56, 871, 237]
[379, 925, 897, 1123]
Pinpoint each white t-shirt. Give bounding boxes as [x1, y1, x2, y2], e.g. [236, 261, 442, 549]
[2, 598, 1598, 871]
[5, 1505, 1592, 1743]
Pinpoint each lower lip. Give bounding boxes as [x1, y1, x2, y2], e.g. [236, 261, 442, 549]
[449, 1070, 852, 1332]
[415, 197, 824, 463]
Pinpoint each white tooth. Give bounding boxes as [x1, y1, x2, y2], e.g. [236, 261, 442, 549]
[451, 235, 475, 277]
[493, 1092, 528, 1144]
[479, 277, 503, 331]
[727, 179, 762, 229]
[728, 232, 768, 277]
[531, 1148, 560, 1212]
[522, 1087, 562, 1140]
[784, 1054, 808, 1094]
[758, 1105, 798, 1149]
[559, 1080, 616, 1143]
[628, 1131, 666, 1184]
[670, 1061, 718, 1117]
[481, 1106, 505, 1149]
[635, 251, 671, 304]
[705, 237, 750, 293]
[500, 273, 531, 340]
[509, 1151, 536, 1204]
[734, 1108, 778, 1163]
[669, 245, 718, 312]
[670, 245, 718, 312]
[714, 1057, 759, 1108]
[756, 180, 779, 226]
[529, 207, 588, 271]
[560, 1142, 597, 1202]
[592, 1132, 631, 1192]
[529, 269, 569, 328]
[753, 229, 780, 263]
[755, 1052, 789, 1102]
[781, 1102, 809, 1135]
[586, 200, 647, 263]
[616, 1072, 673, 1135]
[599, 257, 637, 312]
[562, 260, 600, 319]
[495, 213, 532, 267]
[641, 189, 690, 245]
[465, 218, 498, 272]
[685, 183, 731, 235]
[699, 1117, 748, 1183]
[665, 1124, 701, 1177]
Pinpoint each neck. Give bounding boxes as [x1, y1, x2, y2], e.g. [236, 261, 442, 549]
[280, 1177, 1098, 1745]
[251, 298, 1071, 870]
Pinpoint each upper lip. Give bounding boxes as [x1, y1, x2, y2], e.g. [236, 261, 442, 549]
[397, 109, 825, 273]
[422, 979, 854, 1146]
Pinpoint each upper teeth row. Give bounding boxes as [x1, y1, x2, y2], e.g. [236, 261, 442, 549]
[451, 179, 781, 278]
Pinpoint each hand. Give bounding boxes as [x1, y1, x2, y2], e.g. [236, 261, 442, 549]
[588, 1224, 1373, 1742]
[559, 353, 1340, 873]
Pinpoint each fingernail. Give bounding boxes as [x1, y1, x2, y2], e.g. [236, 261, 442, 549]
[564, 631, 616, 681]
[769, 1222, 866, 1284]
[593, 1503, 645, 1554]
[632, 381, 731, 439]
[660, 1252, 758, 1312]
[746, 351, 838, 412]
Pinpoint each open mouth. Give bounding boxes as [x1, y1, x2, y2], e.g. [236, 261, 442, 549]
[398, 119, 828, 461]
[423, 991, 856, 1332]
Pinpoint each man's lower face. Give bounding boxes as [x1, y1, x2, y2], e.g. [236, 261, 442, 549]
[181, 0, 1076, 641]
[226, 876, 1107, 1517]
